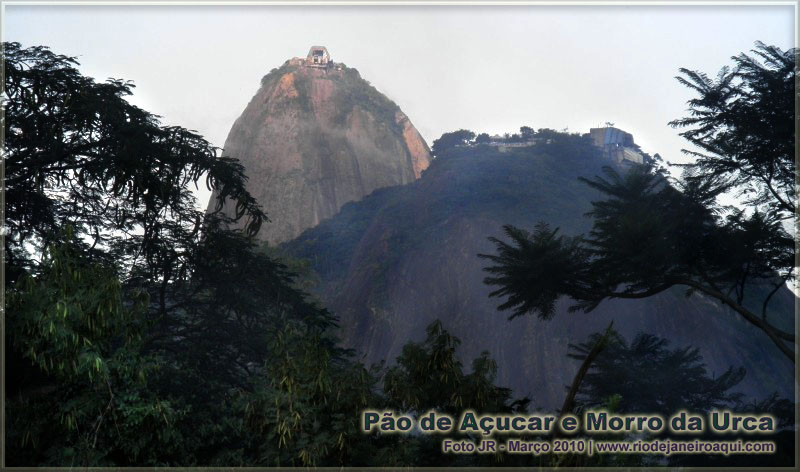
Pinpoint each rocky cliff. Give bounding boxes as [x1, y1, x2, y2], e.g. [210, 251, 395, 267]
[208, 54, 431, 244]
[284, 134, 795, 408]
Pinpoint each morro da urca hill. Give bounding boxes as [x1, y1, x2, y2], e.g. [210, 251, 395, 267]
[284, 132, 794, 408]
[207, 46, 431, 244]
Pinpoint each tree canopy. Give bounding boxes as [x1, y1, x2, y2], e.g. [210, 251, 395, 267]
[431, 129, 476, 156]
[3, 42, 373, 467]
[669, 41, 795, 221]
[570, 330, 745, 414]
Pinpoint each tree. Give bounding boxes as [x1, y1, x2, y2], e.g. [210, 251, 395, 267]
[4, 41, 262, 465]
[475, 132, 492, 144]
[479, 43, 796, 363]
[569, 330, 745, 414]
[378, 320, 528, 467]
[3, 42, 376, 467]
[384, 320, 526, 415]
[564, 328, 795, 468]
[669, 41, 795, 222]
[7, 231, 183, 466]
[431, 129, 476, 157]
[240, 304, 379, 467]
[4, 43, 265, 272]
[141, 224, 380, 467]
[519, 126, 535, 140]
[3, 41, 264, 465]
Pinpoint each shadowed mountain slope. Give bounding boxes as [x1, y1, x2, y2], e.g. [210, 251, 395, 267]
[284, 134, 795, 408]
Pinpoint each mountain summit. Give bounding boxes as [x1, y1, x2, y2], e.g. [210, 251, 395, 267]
[207, 46, 431, 244]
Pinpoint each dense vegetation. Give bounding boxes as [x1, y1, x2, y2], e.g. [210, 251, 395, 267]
[4, 41, 367, 466]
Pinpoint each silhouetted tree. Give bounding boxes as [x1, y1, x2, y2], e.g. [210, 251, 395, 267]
[519, 126, 535, 140]
[669, 41, 794, 222]
[475, 132, 492, 144]
[384, 320, 526, 415]
[431, 129, 476, 157]
[376, 320, 528, 467]
[570, 331, 745, 414]
[4, 42, 375, 467]
[564, 328, 794, 468]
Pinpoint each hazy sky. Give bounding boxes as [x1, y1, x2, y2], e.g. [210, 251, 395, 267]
[5, 4, 796, 206]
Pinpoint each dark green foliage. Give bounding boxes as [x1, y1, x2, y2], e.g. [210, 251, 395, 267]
[9, 230, 146, 383]
[2, 41, 270, 465]
[376, 320, 527, 467]
[334, 67, 404, 127]
[519, 126, 535, 139]
[3, 43, 377, 467]
[263, 62, 403, 131]
[560, 322, 617, 416]
[565, 328, 793, 468]
[480, 223, 590, 320]
[241, 311, 379, 466]
[570, 331, 745, 414]
[481, 43, 796, 362]
[431, 129, 476, 156]
[4, 42, 264, 258]
[475, 132, 492, 144]
[384, 320, 526, 415]
[140, 225, 380, 466]
[7, 231, 181, 466]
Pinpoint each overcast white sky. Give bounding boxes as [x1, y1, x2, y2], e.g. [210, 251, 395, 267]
[5, 3, 796, 206]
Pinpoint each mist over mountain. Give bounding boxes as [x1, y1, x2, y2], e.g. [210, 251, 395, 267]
[283, 133, 794, 408]
[208, 47, 431, 244]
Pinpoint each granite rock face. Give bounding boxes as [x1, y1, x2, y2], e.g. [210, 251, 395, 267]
[208, 58, 431, 244]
